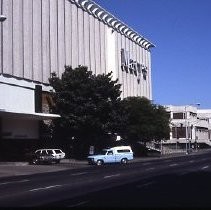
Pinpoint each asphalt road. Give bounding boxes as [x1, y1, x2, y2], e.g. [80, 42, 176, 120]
[0, 151, 211, 207]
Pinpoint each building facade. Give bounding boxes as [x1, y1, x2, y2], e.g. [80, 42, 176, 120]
[165, 105, 211, 150]
[0, 0, 154, 158]
[197, 109, 211, 143]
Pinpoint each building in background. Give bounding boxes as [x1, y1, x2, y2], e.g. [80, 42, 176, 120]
[0, 0, 154, 159]
[197, 109, 211, 143]
[164, 105, 211, 153]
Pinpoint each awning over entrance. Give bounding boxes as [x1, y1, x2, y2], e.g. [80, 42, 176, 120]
[0, 109, 61, 120]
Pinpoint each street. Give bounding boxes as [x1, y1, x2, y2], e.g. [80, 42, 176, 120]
[0, 151, 211, 207]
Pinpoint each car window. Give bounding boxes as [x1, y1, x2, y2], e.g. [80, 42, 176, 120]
[42, 150, 48, 155]
[55, 150, 62, 154]
[47, 150, 53, 154]
[107, 151, 113, 155]
[117, 149, 131, 153]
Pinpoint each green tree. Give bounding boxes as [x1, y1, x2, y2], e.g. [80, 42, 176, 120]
[153, 105, 170, 141]
[120, 97, 170, 145]
[49, 66, 124, 158]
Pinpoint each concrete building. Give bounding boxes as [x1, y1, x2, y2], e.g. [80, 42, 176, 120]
[197, 109, 211, 143]
[164, 105, 211, 152]
[0, 0, 154, 158]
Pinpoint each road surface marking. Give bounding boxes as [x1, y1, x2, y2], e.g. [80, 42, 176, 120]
[169, 164, 178, 167]
[71, 172, 88, 176]
[142, 163, 151, 165]
[201, 166, 209, 170]
[136, 181, 154, 188]
[146, 167, 155, 171]
[201, 158, 208, 161]
[179, 172, 189, 176]
[0, 179, 29, 186]
[29, 185, 62, 192]
[189, 160, 195, 163]
[68, 200, 89, 207]
[104, 174, 120, 179]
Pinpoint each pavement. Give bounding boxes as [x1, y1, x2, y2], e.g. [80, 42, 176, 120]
[0, 149, 210, 179]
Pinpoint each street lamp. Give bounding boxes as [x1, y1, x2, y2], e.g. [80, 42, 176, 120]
[185, 103, 200, 154]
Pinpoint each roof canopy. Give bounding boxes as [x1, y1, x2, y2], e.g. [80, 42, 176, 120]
[0, 109, 60, 120]
[70, 0, 155, 50]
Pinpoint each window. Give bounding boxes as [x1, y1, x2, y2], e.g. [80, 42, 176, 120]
[190, 112, 197, 117]
[173, 113, 184, 119]
[47, 150, 53, 154]
[117, 149, 131, 153]
[107, 151, 113, 155]
[41, 150, 48, 155]
[172, 127, 186, 138]
[55, 150, 62, 154]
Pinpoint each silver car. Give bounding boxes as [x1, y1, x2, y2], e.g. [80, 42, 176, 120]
[34, 149, 65, 163]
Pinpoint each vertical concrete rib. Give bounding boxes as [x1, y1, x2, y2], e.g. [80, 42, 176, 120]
[0, 0, 2, 73]
[58, 0, 65, 77]
[65, 0, 72, 67]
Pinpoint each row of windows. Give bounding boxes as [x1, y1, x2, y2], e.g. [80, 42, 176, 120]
[172, 126, 209, 139]
[171, 112, 197, 119]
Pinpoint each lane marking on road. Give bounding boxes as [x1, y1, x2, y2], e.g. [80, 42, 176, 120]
[201, 158, 208, 161]
[142, 163, 151, 166]
[71, 172, 88, 176]
[136, 181, 154, 188]
[201, 166, 209, 170]
[68, 200, 89, 207]
[179, 172, 189, 176]
[146, 167, 155, 171]
[104, 174, 120, 179]
[169, 164, 178, 167]
[189, 160, 195, 163]
[0, 179, 30, 186]
[29, 185, 62, 192]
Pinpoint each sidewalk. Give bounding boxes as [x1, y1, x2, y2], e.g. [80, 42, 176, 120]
[0, 149, 210, 179]
[0, 159, 89, 179]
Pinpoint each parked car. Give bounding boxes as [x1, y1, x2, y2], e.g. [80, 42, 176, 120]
[32, 149, 65, 164]
[30, 152, 56, 165]
[87, 146, 134, 165]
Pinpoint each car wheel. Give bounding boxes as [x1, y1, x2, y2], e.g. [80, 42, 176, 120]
[56, 160, 60, 164]
[96, 160, 103, 166]
[121, 158, 128, 164]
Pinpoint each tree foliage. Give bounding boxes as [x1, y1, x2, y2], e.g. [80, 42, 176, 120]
[120, 97, 170, 144]
[48, 66, 170, 158]
[49, 66, 124, 157]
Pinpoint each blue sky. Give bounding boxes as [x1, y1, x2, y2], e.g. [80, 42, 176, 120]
[94, 0, 211, 109]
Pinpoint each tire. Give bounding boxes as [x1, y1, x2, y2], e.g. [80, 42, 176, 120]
[121, 158, 128, 164]
[96, 160, 103, 166]
[56, 159, 60, 164]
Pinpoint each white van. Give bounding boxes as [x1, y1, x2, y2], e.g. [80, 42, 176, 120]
[87, 146, 133, 165]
